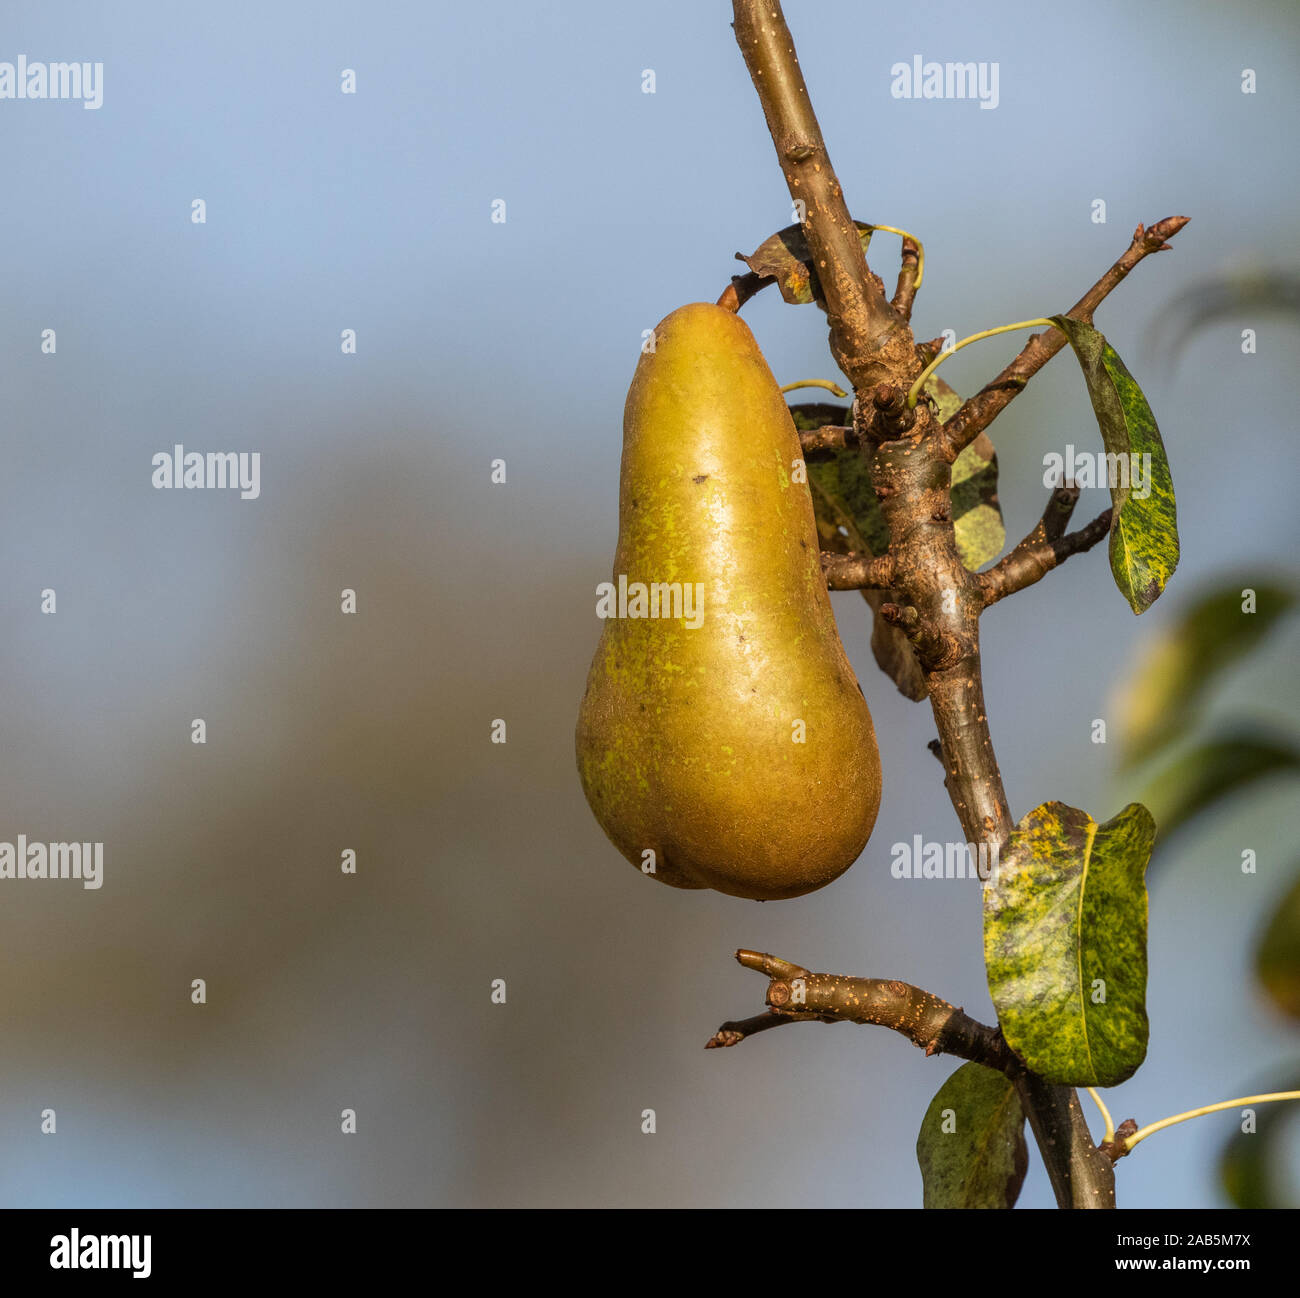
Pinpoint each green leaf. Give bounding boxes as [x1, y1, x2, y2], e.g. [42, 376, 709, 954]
[742, 222, 876, 306]
[1255, 865, 1300, 1022]
[1051, 316, 1179, 613]
[916, 1062, 1028, 1209]
[1139, 730, 1300, 843]
[984, 801, 1153, 1087]
[925, 375, 1004, 570]
[788, 402, 884, 557]
[806, 451, 891, 558]
[952, 432, 1005, 570]
[1114, 577, 1296, 766]
[1217, 1067, 1300, 1208]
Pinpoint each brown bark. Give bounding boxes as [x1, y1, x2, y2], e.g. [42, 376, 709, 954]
[731, 0, 913, 390]
[798, 424, 857, 458]
[710, 951, 1017, 1073]
[980, 510, 1113, 607]
[822, 551, 895, 591]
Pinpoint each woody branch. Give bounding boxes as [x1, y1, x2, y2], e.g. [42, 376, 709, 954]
[707, 951, 1017, 1072]
[940, 216, 1189, 459]
[730, 0, 1122, 1211]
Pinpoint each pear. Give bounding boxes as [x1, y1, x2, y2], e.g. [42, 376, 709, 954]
[575, 302, 881, 900]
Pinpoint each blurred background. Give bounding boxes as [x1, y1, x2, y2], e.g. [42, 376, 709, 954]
[0, 0, 1296, 1208]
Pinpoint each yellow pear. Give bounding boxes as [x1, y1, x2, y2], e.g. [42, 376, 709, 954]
[575, 302, 881, 900]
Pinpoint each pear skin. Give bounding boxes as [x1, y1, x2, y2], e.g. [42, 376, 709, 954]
[576, 302, 881, 900]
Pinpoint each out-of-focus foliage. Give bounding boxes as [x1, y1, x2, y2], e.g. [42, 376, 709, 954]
[1111, 572, 1299, 1205]
[1257, 869, 1300, 1023]
[1217, 1066, 1300, 1209]
[1114, 578, 1295, 765]
[1138, 730, 1300, 842]
[1149, 269, 1300, 373]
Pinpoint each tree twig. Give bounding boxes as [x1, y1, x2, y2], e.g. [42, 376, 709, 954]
[1040, 481, 1082, 542]
[1098, 1119, 1139, 1162]
[798, 424, 857, 458]
[891, 237, 921, 321]
[714, 950, 1018, 1072]
[822, 551, 896, 591]
[732, 0, 907, 388]
[705, 1008, 838, 1048]
[979, 509, 1112, 607]
[916, 336, 948, 365]
[941, 216, 1189, 458]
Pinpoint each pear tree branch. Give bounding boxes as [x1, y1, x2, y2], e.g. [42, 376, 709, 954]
[891, 237, 922, 322]
[731, 0, 908, 389]
[705, 1009, 838, 1048]
[1039, 481, 1082, 542]
[721, 0, 1185, 1212]
[822, 551, 895, 591]
[717, 269, 770, 314]
[798, 424, 857, 457]
[941, 216, 1190, 458]
[707, 950, 1017, 1072]
[978, 509, 1112, 607]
